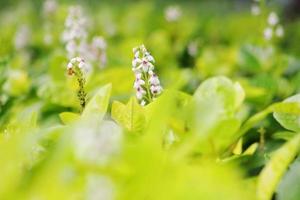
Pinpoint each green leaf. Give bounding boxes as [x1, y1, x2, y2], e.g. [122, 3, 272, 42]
[59, 112, 80, 125]
[111, 97, 145, 133]
[193, 76, 245, 115]
[233, 138, 243, 155]
[192, 76, 245, 154]
[277, 156, 300, 200]
[257, 133, 300, 200]
[238, 101, 300, 138]
[272, 131, 297, 141]
[82, 84, 112, 122]
[243, 143, 258, 155]
[274, 94, 300, 132]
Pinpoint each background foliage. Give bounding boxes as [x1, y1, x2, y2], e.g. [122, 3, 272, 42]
[1, 0, 300, 200]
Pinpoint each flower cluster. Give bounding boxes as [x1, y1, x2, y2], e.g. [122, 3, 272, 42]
[263, 12, 284, 41]
[67, 57, 87, 75]
[62, 5, 89, 59]
[67, 57, 87, 110]
[62, 6, 107, 70]
[132, 45, 163, 106]
[164, 5, 182, 22]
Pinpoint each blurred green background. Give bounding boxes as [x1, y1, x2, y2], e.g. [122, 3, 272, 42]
[1, 0, 300, 200]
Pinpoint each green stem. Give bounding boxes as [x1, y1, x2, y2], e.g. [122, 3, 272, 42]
[142, 72, 153, 104]
[75, 68, 86, 113]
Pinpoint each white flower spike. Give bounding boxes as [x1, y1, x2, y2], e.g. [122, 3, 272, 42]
[132, 45, 163, 106]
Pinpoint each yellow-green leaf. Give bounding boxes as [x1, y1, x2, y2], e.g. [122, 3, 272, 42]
[82, 84, 112, 122]
[257, 133, 300, 200]
[59, 112, 80, 125]
[111, 97, 145, 133]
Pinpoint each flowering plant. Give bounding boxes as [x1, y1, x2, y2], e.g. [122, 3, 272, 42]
[132, 45, 163, 106]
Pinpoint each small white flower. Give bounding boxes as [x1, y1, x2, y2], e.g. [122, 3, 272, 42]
[149, 74, 160, 85]
[67, 57, 87, 73]
[132, 59, 139, 68]
[264, 27, 273, 41]
[135, 73, 142, 79]
[275, 25, 284, 37]
[76, 57, 83, 62]
[134, 79, 145, 89]
[141, 60, 150, 72]
[268, 12, 279, 26]
[78, 61, 85, 69]
[150, 85, 162, 95]
[148, 70, 154, 76]
[145, 52, 155, 62]
[165, 5, 182, 22]
[67, 62, 73, 69]
[136, 87, 146, 100]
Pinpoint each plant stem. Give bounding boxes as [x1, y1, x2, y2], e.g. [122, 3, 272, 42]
[75, 69, 86, 113]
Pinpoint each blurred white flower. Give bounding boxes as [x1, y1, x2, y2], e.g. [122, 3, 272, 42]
[73, 120, 122, 165]
[268, 12, 279, 26]
[275, 25, 284, 38]
[62, 5, 89, 59]
[43, 32, 53, 45]
[92, 36, 107, 50]
[86, 175, 115, 200]
[43, 0, 57, 16]
[187, 41, 198, 57]
[251, 5, 260, 16]
[14, 25, 31, 50]
[42, 0, 57, 46]
[88, 36, 107, 68]
[67, 57, 86, 73]
[263, 27, 273, 41]
[165, 5, 182, 22]
[263, 11, 284, 41]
